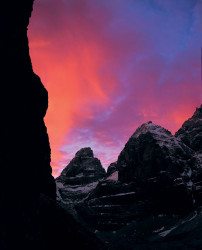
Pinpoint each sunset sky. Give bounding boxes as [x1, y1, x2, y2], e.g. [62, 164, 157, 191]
[28, 0, 202, 177]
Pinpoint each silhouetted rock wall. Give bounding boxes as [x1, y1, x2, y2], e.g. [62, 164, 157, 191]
[0, 1, 55, 249]
[0, 2, 105, 250]
[1, 0, 56, 198]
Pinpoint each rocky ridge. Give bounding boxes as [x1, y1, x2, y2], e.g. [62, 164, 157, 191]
[57, 105, 202, 249]
[117, 121, 195, 184]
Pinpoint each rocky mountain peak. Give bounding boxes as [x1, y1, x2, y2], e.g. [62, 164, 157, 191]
[192, 105, 202, 119]
[75, 147, 94, 158]
[117, 121, 194, 183]
[175, 104, 202, 152]
[56, 105, 202, 249]
[56, 147, 106, 185]
[131, 121, 172, 139]
[56, 148, 106, 203]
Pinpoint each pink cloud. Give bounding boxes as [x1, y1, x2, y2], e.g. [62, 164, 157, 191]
[29, 0, 202, 176]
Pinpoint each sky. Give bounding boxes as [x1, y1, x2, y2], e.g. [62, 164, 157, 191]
[28, 0, 202, 177]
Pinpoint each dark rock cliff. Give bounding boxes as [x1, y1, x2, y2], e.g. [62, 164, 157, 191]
[0, 2, 104, 250]
[0, 1, 55, 249]
[1, 1, 56, 197]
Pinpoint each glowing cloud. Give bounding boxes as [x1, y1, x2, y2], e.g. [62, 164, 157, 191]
[28, 0, 202, 176]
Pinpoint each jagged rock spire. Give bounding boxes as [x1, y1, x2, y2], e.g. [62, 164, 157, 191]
[57, 147, 106, 185]
[175, 105, 202, 152]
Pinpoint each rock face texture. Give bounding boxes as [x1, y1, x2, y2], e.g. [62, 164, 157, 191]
[117, 121, 194, 184]
[57, 147, 106, 185]
[107, 162, 118, 176]
[56, 148, 106, 203]
[175, 105, 202, 152]
[74, 123, 196, 234]
[175, 105, 202, 207]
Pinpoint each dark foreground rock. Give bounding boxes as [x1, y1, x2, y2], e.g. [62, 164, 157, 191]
[108, 207, 202, 250]
[0, 1, 104, 249]
[1, 1, 56, 198]
[0, 1, 55, 249]
[39, 194, 105, 250]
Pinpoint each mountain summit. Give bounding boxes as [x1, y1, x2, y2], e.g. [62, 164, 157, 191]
[117, 121, 194, 183]
[56, 147, 106, 204]
[57, 147, 106, 185]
